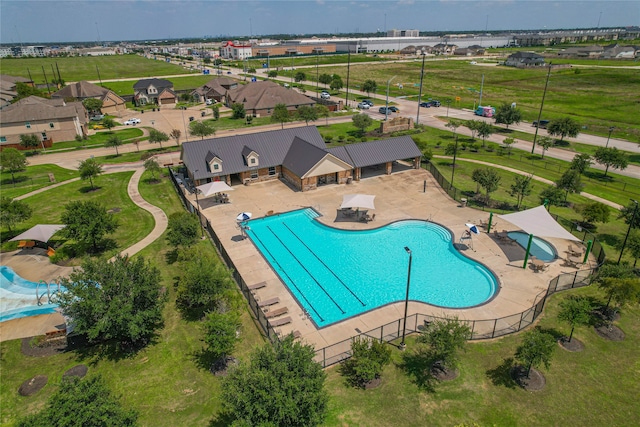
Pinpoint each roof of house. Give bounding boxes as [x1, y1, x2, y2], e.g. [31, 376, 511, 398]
[192, 77, 238, 97]
[508, 51, 545, 59]
[0, 75, 32, 86]
[326, 136, 423, 168]
[0, 95, 86, 124]
[226, 80, 315, 110]
[52, 80, 108, 99]
[133, 78, 174, 91]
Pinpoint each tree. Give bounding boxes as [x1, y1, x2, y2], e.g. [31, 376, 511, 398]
[352, 113, 373, 136]
[0, 148, 28, 183]
[471, 168, 485, 194]
[231, 102, 246, 119]
[330, 75, 344, 91]
[580, 202, 610, 225]
[597, 276, 640, 312]
[169, 128, 181, 146]
[16, 376, 138, 427]
[514, 328, 556, 378]
[319, 73, 332, 88]
[203, 309, 242, 360]
[166, 212, 199, 249]
[618, 201, 640, 229]
[271, 103, 291, 129]
[558, 296, 594, 342]
[547, 117, 580, 142]
[105, 135, 123, 156]
[176, 248, 234, 317]
[212, 104, 220, 120]
[13, 82, 41, 102]
[509, 175, 533, 210]
[570, 152, 592, 175]
[19, 133, 40, 151]
[493, 102, 522, 129]
[78, 158, 103, 190]
[467, 120, 483, 140]
[473, 168, 501, 204]
[476, 121, 493, 147]
[340, 337, 392, 388]
[148, 129, 169, 149]
[416, 317, 471, 373]
[0, 197, 33, 232]
[502, 137, 516, 155]
[296, 105, 318, 125]
[267, 70, 278, 78]
[539, 185, 566, 209]
[537, 136, 554, 159]
[445, 119, 461, 137]
[556, 169, 583, 201]
[624, 230, 640, 267]
[143, 157, 161, 180]
[102, 117, 116, 131]
[294, 71, 306, 82]
[60, 200, 118, 253]
[222, 335, 328, 427]
[57, 254, 164, 345]
[189, 120, 216, 140]
[593, 147, 629, 178]
[315, 104, 330, 126]
[82, 98, 103, 113]
[362, 79, 378, 96]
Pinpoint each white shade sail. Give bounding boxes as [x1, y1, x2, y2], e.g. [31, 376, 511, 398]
[340, 194, 376, 210]
[497, 206, 581, 241]
[9, 224, 66, 243]
[197, 181, 234, 198]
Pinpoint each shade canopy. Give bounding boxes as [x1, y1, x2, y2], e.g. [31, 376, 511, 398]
[9, 224, 66, 243]
[196, 181, 234, 198]
[340, 194, 376, 210]
[498, 206, 580, 241]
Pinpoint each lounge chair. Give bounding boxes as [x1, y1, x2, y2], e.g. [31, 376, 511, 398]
[265, 306, 289, 319]
[270, 316, 292, 327]
[248, 281, 267, 291]
[258, 297, 280, 307]
[47, 247, 56, 257]
[18, 240, 35, 249]
[568, 244, 583, 256]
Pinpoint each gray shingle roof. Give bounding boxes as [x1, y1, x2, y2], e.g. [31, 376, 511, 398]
[330, 136, 422, 168]
[282, 137, 330, 177]
[226, 80, 314, 110]
[133, 78, 173, 91]
[0, 96, 84, 124]
[52, 81, 108, 99]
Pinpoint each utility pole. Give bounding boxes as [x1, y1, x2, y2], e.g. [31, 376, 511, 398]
[531, 62, 552, 154]
[415, 52, 426, 125]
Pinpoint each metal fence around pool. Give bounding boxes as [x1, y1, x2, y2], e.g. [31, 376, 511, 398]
[168, 167, 604, 368]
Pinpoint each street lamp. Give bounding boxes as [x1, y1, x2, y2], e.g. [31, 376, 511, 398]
[618, 199, 638, 264]
[385, 75, 397, 121]
[532, 62, 552, 154]
[415, 52, 426, 125]
[450, 135, 459, 189]
[446, 99, 451, 118]
[400, 246, 412, 350]
[606, 126, 614, 148]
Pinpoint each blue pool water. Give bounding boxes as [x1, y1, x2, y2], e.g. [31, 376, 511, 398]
[245, 208, 498, 327]
[507, 232, 557, 262]
[0, 266, 64, 322]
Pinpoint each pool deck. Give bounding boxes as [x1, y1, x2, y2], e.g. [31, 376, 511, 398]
[190, 167, 595, 352]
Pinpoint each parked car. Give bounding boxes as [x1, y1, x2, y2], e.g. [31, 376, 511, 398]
[205, 99, 213, 105]
[419, 102, 431, 108]
[124, 118, 141, 126]
[388, 106, 400, 112]
[320, 91, 330, 99]
[362, 99, 374, 107]
[430, 100, 441, 107]
[357, 102, 370, 109]
[378, 107, 393, 114]
[90, 114, 105, 121]
[532, 120, 550, 129]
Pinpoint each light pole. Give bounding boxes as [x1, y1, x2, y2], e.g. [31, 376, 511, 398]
[532, 62, 552, 154]
[450, 135, 459, 189]
[415, 52, 426, 125]
[316, 51, 320, 95]
[606, 126, 614, 148]
[446, 99, 451, 117]
[385, 75, 397, 121]
[618, 199, 638, 264]
[400, 246, 412, 350]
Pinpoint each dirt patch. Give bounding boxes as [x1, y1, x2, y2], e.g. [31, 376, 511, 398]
[431, 362, 459, 382]
[559, 337, 585, 352]
[510, 366, 546, 391]
[107, 207, 121, 213]
[21, 336, 67, 357]
[63, 364, 88, 379]
[594, 324, 625, 341]
[210, 356, 239, 376]
[363, 377, 383, 389]
[18, 375, 48, 396]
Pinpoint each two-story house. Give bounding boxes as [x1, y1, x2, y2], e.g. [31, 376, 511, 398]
[133, 78, 176, 106]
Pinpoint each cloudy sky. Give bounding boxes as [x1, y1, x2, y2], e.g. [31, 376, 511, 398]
[1, 0, 638, 43]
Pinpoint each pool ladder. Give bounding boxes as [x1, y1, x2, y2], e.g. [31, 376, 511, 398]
[36, 280, 61, 306]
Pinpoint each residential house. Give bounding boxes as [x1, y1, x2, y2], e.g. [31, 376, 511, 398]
[0, 95, 87, 148]
[556, 45, 604, 58]
[180, 126, 422, 192]
[432, 43, 457, 55]
[602, 44, 638, 59]
[225, 80, 315, 117]
[0, 75, 34, 109]
[133, 78, 176, 106]
[52, 80, 126, 115]
[191, 77, 239, 103]
[505, 52, 546, 67]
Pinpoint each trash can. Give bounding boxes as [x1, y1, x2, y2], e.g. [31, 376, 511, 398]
[189, 116, 194, 122]
[347, 177, 353, 184]
[460, 198, 467, 208]
[201, 111, 206, 117]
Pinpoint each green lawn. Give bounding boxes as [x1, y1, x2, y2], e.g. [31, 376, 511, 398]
[0, 164, 79, 199]
[103, 75, 214, 97]
[50, 128, 144, 150]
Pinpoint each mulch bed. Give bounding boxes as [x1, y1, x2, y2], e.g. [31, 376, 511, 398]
[18, 375, 48, 396]
[510, 366, 546, 391]
[63, 365, 88, 379]
[210, 356, 239, 376]
[21, 336, 67, 357]
[594, 324, 625, 341]
[363, 377, 383, 389]
[559, 337, 585, 352]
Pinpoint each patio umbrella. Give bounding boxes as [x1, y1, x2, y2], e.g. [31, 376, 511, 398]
[465, 223, 480, 235]
[236, 212, 252, 221]
[9, 224, 66, 243]
[196, 181, 234, 198]
[340, 194, 376, 210]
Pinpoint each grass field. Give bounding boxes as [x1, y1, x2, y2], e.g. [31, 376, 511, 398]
[0, 164, 79, 199]
[103, 75, 214, 96]
[0, 55, 196, 84]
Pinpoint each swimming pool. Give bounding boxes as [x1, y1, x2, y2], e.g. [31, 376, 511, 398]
[0, 266, 64, 323]
[245, 208, 498, 327]
[507, 232, 557, 262]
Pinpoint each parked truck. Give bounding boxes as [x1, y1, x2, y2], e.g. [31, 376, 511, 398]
[475, 106, 496, 118]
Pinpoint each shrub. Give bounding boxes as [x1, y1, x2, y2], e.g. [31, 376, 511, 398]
[341, 337, 391, 388]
